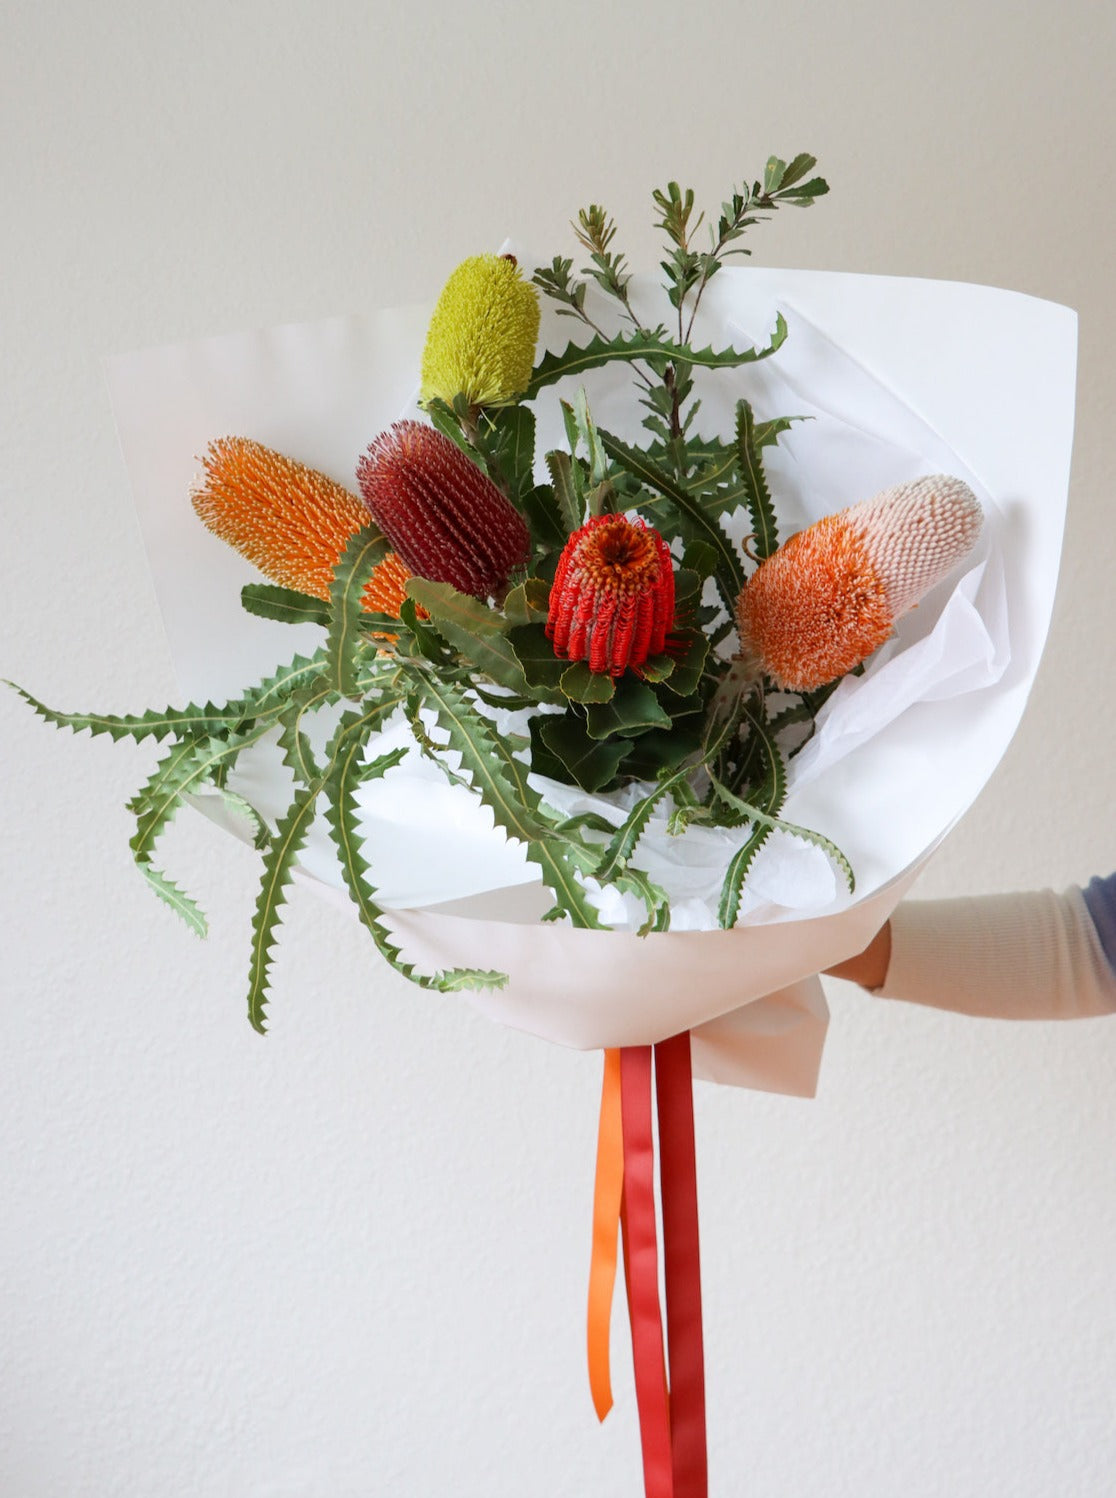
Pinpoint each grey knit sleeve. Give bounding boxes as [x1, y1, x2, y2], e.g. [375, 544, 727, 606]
[876, 884, 1116, 1019]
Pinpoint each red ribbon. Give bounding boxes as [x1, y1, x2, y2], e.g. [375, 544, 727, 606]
[620, 1046, 675, 1498]
[656, 1032, 707, 1498]
[590, 1035, 707, 1498]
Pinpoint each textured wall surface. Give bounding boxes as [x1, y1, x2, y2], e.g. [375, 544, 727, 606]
[3, 2, 1115, 1495]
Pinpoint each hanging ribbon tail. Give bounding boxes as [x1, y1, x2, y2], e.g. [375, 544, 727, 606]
[588, 1048, 624, 1421]
[656, 1031, 708, 1498]
[620, 1045, 675, 1498]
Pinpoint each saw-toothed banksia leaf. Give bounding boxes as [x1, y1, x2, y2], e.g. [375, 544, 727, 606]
[191, 437, 412, 618]
[547, 514, 675, 676]
[736, 474, 983, 691]
[356, 420, 531, 601]
[420, 253, 540, 408]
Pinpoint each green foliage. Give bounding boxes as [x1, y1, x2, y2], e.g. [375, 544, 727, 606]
[323, 702, 506, 994]
[16, 150, 860, 1023]
[525, 319, 787, 400]
[240, 584, 331, 627]
[734, 400, 780, 560]
[327, 525, 390, 697]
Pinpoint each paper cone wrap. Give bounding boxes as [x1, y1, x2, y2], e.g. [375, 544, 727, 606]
[106, 268, 1076, 1092]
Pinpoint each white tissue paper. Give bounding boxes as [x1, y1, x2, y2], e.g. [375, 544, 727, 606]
[105, 267, 1076, 1093]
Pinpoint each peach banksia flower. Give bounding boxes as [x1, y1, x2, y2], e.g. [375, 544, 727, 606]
[547, 514, 675, 676]
[736, 475, 983, 691]
[191, 436, 412, 617]
[357, 420, 531, 600]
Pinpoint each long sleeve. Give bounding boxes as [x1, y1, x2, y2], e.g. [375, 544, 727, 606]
[877, 874, 1116, 1019]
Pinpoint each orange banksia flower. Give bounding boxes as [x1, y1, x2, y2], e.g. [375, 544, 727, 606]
[547, 514, 675, 676]
[736, 475, 983, 691]
[191, 436, 412, 617]
[357, 420, 531, 600]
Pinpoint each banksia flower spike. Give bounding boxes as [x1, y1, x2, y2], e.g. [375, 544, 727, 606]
[736, 474, 983, 692]
[547, 514, 675, 676]
[420, 253, 541, 408]
[357, 420, 531, 600]
[191, 436, 412, 618]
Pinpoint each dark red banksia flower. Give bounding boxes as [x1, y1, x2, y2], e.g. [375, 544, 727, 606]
[547, 514, 675, 676]
[356, 420, 530, 600]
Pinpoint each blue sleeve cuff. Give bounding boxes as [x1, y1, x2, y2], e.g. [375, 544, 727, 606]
[1082, 872, 1116, 978]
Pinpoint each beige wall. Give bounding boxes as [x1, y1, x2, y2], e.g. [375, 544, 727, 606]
[3, 2, 1114, 1494]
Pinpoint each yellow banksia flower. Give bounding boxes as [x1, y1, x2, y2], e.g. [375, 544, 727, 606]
[190, 436, 412, 618]
[736, 475, 983, 691]
[420, 253, 540, 408]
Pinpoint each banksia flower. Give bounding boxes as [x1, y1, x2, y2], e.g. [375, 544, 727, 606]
[357, 420, 531, 600]
[191, 437, 413, 618]
[736, 475, 983, 691]
[420, 253, 540, 408]
[547, 514, 675, 676]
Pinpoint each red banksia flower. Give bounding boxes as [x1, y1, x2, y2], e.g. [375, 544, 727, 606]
[736, 474, 983, 691]
[547, 514, 675, 676]
[191, 437, 412, 618]
[357, 420, 531, 600]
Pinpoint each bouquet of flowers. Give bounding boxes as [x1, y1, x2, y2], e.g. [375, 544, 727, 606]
[15, 155, 1076, 1498]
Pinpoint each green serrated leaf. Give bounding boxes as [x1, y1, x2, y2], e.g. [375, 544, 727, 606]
[209, 786, 271, 850]
[327, 526, 389, 697]
[594, 428, 745, 604]
[711, 778, 854, 901]
[546, 450, 586, 534]
[424, 397, 476, 457]
[129, 722, 275, 868]
[275, 699, 323, 787]
[140, 864, 208, 937]
[477, 404, 537, 501]
[246, 780, 321, 1033]
[322, 702, 505, 994]
[398, 597, 453, 663]
[410, 671, 605, 927]
[240, 584, 330, 628]
[565, 389, 609, 486]
[596, 761, 694, 882]
[716, 824, 773, 928]
[525, 319, 787, 400]
[8, 682, 255, 745]
[406, 578, 535, 696]
[735, 400, 779, 560]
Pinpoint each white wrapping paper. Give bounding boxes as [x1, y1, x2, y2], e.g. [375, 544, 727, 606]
[105, 268, 1076, 1094]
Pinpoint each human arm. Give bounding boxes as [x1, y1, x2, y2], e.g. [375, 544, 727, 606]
[826, 874, 1116, 1019]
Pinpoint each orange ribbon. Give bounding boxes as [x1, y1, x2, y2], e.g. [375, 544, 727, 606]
[587, 1047, 624, 1420]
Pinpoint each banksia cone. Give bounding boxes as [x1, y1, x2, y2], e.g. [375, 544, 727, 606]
[191, 437, 412, 617]
[736, 475, 983, 691]
[547, 514, 675, 676]
[357, 420, 531, 600]
[420, 254, 540, 408]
